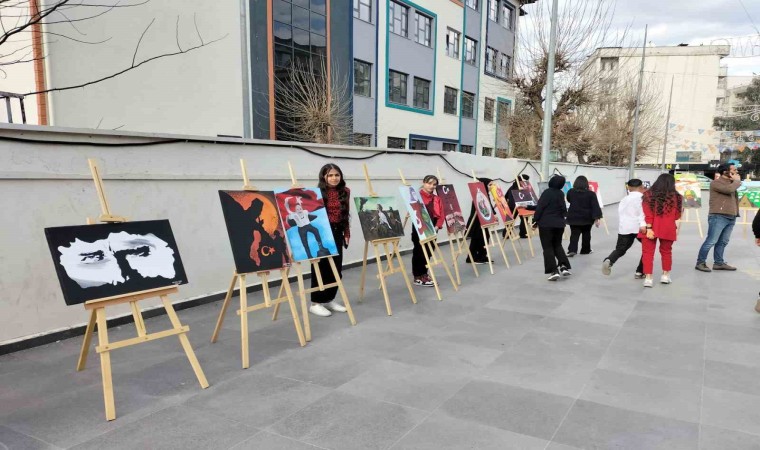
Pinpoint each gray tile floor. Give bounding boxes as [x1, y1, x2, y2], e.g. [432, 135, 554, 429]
[2, 205, 760, 449]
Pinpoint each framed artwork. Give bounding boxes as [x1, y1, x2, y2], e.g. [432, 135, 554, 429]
[737, 181, 760, 208]
[45, 220, 188, 306]
[219, 190, 291, 274]
[587, 181, 605, 208]
[275, 188, 338, 262]
[673, 174, 702, 209]
[509, 189, 537, 208]
[488, 182, 513, 223]
[354, 197, 405, 241]
[436, 184, 466, 234]
[467, 181, 498, 226]
[398, 185, 437, 240]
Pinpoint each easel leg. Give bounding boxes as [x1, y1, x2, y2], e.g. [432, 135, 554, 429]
[523, 219, 535, 257]
[130, 301, 147, 337]
[697, 213, 704, 238]
[373, 244, 394, 315]
[602, 217, 610, 236]
[211, 271, 237, 343]
[294, 263, 311, 342]
[359, 241, 369, 301]
[483, 228, 495, 275]
[77, 310, 96, 371]
[493, 229, 511, 269]
[271, 276, 286, 321]
[328, 256, 356, 326]
[239, 274, 250, 369]
[461, 234, 480, 277]
[421, 241, 443, 301]
[160, 295, 209, 388]
[95, 308, 116, 421]
[449, 234, 461, 285]
[434, 239, 459, 291]
[279, 268, 306, 347]
[394, 240, 418, 305]
[504, 226, 522, 265]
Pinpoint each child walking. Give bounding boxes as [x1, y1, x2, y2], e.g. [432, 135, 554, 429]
[601, 179, 646, 278]
[309, 164, 351, 317]
[411, 175, 444, 286]
[533, 175, 571, 281]
[639, 173, 682, 288]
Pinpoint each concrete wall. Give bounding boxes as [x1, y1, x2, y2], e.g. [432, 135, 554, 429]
[0, 124, 660, 345]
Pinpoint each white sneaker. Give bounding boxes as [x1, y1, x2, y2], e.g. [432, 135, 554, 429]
[309, 303, 332, 317]
[643, 278, 653, 288]
[660, 275, 672, 284]
[602, 260, 612, 276]
[323, 301, 347, 313]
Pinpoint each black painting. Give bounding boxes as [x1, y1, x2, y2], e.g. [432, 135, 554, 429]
[45, 220, 188, 306]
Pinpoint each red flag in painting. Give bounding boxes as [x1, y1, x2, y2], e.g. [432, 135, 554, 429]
[274, 188, 325, 230]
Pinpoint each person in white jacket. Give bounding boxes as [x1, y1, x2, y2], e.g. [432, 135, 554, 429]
[602, 179, 647, 278]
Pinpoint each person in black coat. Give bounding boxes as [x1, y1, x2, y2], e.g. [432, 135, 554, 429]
[533, 175, 571, 280]
[566, 176, 603, 256]
[466, 177, 493, 264]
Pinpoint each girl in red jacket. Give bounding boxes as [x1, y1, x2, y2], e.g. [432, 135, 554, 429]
[412, 175, 444, 286]
[639, 173, 683, 288]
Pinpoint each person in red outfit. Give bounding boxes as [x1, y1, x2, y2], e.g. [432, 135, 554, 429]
[639, 173, 683, 288]
[412, 175, 444, 287]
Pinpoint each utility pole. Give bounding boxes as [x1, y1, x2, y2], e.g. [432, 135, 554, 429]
[661, 75, 675, 172]
[540, 0, 560, 181]
[629, 25, 648, 179]
[240, 0, 252, 138]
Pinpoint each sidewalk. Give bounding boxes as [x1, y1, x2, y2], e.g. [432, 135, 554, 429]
[1, 205, 760, 449]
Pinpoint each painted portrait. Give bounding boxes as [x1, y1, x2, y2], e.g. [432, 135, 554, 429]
[467, 181, 498, 226]
[435, 184, 466, 234]
[488, 182, 513, 223]
[354, 196, 405, 241]
[275, 187, 338, 262]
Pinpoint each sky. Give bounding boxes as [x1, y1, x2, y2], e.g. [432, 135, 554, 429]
[524, 0, 760, 79]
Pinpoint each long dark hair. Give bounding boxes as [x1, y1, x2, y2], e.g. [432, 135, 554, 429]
[645, 173, 682, 216]
[317, 163, 349, 223]
[573, 175, 589, 191]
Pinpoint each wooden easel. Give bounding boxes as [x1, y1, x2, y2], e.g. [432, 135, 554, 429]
[467, 171, 511, 275]
[436, 168, 479, 285]
[77, 159, 208, 421]
[676, 208, 704, 238]
[271, 162, 356, 342]
[357, 164, 417, 315]
[399, 169, 459, 301]
[210, 159, 306, 369]
[738, 196, 756, 237]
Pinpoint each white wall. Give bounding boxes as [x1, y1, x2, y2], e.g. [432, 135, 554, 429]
[0, 124, 659, 345]
[41, 0, 243, 136]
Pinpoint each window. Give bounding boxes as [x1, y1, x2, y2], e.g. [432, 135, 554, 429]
[501, 2, 514, 29]
[443, 143, 457, 152]
[411, 139, 428, 150]
[496, 99, 510, 124]
[413, 77, 431, 110]
[465, 37, 477, 66]
[354, 60, 371, 96]
[488, 0, 498, 22]
[484, 97, 494, 122]
[465, 0, 478, 11]
[495, 148, 509, 158]
[414, 12, 432, 47]
[461, 145, 474, 154]
[485, 47, 497, 74]
[461, 91, 475, 118]
[388, 70, 408, 104]
[601, 57, 618, 72]
[388, 137, 406, 149]
[389, 1, 408, 37]
[444, 87, 458, 115]
[353, 0, 371, 22]
[446, 29, 460, 59]
[352, 133, 372, 146]
[482, 147, 493, 157]
[498, 53, 511, 78]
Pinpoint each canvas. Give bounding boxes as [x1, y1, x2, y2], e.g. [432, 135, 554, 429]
[467, 181, 498, 226]
[354, 196, 405, 241]
[488, 182, 513, 223]
[588, 181, 605, 208]
[436, 184, 466, 234]
[738, 181, 760, 208]
[674, 174, 702, 208]
[45, 220, 188, 306]
[219, 190, 291, 274]
[398, 185, 437, 240]
[509, 189, 537, 208]
[275, 187, 338, 262]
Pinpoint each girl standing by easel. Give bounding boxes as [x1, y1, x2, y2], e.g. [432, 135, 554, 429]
[309, 164, 351, 317]
[411, 175, 444, 286]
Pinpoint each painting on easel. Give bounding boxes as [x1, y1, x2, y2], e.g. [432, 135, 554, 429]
[508, 189, 537, 208]
[673, 174, 702, 208]
[436, 184, 466, 234]
[45, 220, 188, 305]
[468, 181, 498, 226]
[354, 196, 405, 241]
[274, 187, 338, 262]
[488, 182, 513, 223]
[399, 185, 437, 240]
[588, 181, 605, 208]
[219, 190, 291, 274]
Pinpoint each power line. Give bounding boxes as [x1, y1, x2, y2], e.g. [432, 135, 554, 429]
[737, 0, 760, 35]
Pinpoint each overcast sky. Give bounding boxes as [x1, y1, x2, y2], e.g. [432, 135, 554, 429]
[524, 0, 760, 78]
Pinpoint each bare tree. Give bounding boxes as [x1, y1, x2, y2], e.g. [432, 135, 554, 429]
[274, 59, 352, 145]
[0, 1, 225, 97]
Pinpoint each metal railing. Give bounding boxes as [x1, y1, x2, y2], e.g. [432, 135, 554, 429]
[0, 91, 27, 124]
